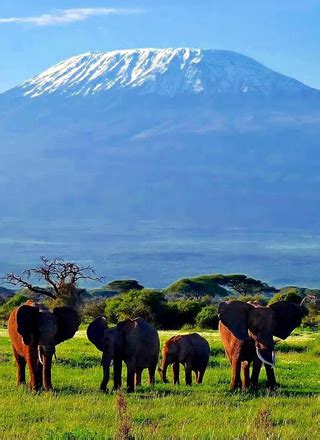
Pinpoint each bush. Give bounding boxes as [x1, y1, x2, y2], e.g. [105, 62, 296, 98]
[196, 305, 219, 329]
[104, 290, 204, 329]
[0, 292, 28, 321]
[105, 289, 167, 326]
[158, 300, 202, 329]
[81, 299, 106, 321]
[268, 288, 303, 305]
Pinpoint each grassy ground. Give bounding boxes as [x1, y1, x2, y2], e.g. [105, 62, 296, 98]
[0, 327, 319, 439]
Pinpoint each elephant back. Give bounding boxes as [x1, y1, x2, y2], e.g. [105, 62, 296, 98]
[187, 333, 210, 358]
[117, 317, 160, 365]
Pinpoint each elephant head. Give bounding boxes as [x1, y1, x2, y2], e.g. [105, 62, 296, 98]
[218, 300, 306, 366]
[159, 336, 192, 383]
[17, 303, 80, 389]
[87, 316, 127, 390]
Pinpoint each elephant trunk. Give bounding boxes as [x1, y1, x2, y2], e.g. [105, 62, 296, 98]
[158, 356, 169, 383]
[100, 352, 112, 392]
[41, 348, 54, 391]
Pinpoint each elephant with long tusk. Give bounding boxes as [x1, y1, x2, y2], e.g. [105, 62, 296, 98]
[218, 300, 308, 390]
[8, 300, 80, 391]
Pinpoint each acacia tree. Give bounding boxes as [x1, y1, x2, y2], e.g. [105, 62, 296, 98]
[2, 257, 103, 306]
[217, 275, 278, 296]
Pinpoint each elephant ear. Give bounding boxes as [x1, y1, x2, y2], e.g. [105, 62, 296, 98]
[17, 305, 40, 345]
[218, 301, 253, 340]
[87, 316, 108, 351]
[270, 301, 306, 339]
[53, 306, 81, 345]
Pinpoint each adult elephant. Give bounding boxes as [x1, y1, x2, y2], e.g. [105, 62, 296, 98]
[8, 300, 80, 391]
[218, 300, 307, 390]
[87, 316, 160, 393]
[159, 333, 210, 385]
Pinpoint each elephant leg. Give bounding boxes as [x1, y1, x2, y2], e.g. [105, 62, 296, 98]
[197, 368, 205, 384]
[265, 365, 278, 390]
[251, 357, 262, 389]
[242, 361, 250, 390]
[185, 362, 192, 386]
[148, 361, 157, 385]
[135, 368, 143, 387]
[26, 351, 40, 391]
[173, 362, 180, 385]
[100, 358, 110, 392]
[12, 347, 26, 385]
[126, 365, 135, 393]
[113, 358, 122, 390]
[231, 357, 242, 390]
[42, 355, 53, 391]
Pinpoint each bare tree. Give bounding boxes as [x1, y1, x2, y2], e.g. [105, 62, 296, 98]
[2, 257, 103, 302]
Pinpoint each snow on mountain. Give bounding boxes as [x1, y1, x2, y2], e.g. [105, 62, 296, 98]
[15, 48, 312, 99]
[0, 47, 320, 240]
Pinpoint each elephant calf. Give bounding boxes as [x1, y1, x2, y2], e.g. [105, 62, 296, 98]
[159, 333, 210, 385]
[87, 316, 160, 393]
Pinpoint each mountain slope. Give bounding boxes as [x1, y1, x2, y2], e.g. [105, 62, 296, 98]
[0, 48, 320, 231]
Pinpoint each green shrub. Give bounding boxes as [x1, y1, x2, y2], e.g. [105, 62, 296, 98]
[105, 289, 167, 326]
[0, 292, 28, 321]
[81, 299, 106, 321]
[268, 288, 303, 305]
[196, 305, 219, 329]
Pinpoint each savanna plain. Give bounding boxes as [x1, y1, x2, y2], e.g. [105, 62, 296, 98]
[0, 327, 319, 440]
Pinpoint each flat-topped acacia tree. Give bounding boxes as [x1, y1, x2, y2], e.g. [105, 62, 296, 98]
[2, 256, 103, 307]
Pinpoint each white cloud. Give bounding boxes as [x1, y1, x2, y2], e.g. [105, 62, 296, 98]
[0, 8, 143, 26]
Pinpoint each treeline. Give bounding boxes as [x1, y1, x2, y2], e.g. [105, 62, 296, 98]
[1, 269, 319, 329]
[81, 286, 319, 329]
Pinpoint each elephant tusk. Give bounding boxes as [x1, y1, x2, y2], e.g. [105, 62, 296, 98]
[38, 347, 43, 366]
[256, 347, 275, 367]
[110, 359, 113, 366]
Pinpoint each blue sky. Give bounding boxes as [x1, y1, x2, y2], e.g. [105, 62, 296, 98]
[0, 0, 319, 92]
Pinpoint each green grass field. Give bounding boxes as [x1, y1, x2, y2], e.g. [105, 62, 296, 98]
[0, 328, 319, 439]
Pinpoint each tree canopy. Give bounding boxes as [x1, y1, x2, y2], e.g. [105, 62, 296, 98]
[2, 257, 102, 306]
[106, 280, 144, 293]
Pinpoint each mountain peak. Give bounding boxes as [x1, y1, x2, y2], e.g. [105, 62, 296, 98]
[12, 48, 313, 98]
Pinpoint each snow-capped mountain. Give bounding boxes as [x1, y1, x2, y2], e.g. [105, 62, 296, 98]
[1, 48, 320, 233]
[11, 48, 314, 98]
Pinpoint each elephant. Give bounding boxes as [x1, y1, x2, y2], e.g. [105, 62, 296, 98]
[218, 300, 307, 390]
[8, 300, 80, 391]
[87, 316, 160, 393]
[158, 333, 210, 385]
